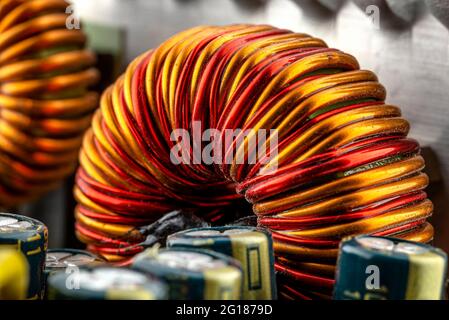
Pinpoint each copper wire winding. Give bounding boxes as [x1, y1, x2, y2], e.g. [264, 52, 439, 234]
[73, 25, 433, 298]
[0, 0, 99, 206]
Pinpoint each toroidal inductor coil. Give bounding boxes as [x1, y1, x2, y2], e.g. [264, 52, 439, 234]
[0, 0, 99, 206]
[73, 25, 434, 298]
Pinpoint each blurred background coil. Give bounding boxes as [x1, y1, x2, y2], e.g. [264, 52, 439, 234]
[334, 235, 447, 300]
[0, 0, 99, 207]
[167, 226, 276, 300]
[73, 24, 433, 299]
[0, 212, 47, 299]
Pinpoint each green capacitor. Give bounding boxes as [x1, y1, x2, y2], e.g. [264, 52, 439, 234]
[334, 236, 447, 300]
[132, 247, 243, 300]
[47, 267, 168, 300]
[167, 226, 277, 299]
[0, 213, 47, 299]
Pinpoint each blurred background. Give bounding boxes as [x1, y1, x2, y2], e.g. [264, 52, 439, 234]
[17, 0, 449, 253]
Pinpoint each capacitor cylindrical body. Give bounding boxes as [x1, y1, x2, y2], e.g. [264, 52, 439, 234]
[334, 236, 447, 300]
[0, 213, 47, 299]
[167, 226, 276, 299]
[132, 248, 243, 300]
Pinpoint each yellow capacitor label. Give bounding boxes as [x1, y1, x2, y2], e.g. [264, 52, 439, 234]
[106, 289, 155, 300]
[0, 249, 29, 300]
[406, 251, 446, 300]
[247, 246, 262, 289]
[229, 232, 272, 299]
[203, 266, 242, 300]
